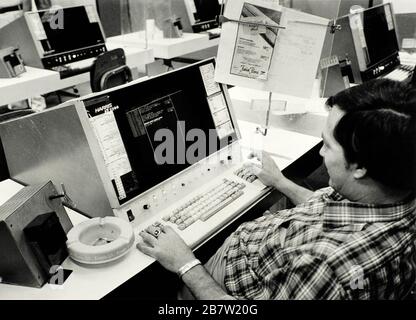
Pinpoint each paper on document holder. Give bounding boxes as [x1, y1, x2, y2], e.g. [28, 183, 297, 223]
[215, 0, 329, 98]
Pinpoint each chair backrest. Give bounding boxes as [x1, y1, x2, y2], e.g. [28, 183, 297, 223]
[90, 48, 132, 92]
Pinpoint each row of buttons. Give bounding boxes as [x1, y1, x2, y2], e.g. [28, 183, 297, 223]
[44, 46, 106, 68]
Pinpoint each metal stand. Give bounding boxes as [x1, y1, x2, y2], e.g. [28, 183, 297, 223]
[256, 91, 272, 136]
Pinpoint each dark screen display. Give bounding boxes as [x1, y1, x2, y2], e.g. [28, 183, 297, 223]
[38, 6, 104, 54]
[84, 60, 237, 204]
[193, 0, 221, 23]
[363, 4, 399, 67]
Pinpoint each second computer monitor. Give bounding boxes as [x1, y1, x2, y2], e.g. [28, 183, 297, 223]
[0, 5, 107, 70]
[184, 0, 222, 33]
[349, 2, 400, 80]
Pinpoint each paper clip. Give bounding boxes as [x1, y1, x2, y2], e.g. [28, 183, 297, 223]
[217, 15, 286, 30]
[329, 20, 342, 33]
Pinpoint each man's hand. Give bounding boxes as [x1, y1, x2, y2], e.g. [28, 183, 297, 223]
[246, 150, 286, 189]
[136, 223, 196, 273]
[137, 223, 234, 300]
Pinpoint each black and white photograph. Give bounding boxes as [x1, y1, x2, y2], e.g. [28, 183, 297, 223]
[0, 0, 415, 312]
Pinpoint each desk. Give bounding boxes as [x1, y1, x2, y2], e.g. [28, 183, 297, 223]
[0, 67, 58, 107]
[0, 45, 154, 106]
[107, 31, 220, 60]
[228, 85, 328, 138]
[0, 119, 321, 300]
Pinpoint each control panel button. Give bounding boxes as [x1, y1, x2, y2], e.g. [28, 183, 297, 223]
[126, 209, 135, 222]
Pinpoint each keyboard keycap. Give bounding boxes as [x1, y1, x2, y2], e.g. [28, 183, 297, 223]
[162, 178, 246, 230]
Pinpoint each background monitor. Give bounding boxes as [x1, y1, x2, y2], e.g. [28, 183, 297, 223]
[349, 2, 400, 81]
[184, 0, 222, 33]
[356, 3, 400, 70]
[320, 2, 401, 96]
[26, 5, 105, 57]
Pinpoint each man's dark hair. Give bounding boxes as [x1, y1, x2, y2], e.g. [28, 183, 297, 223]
[326, 79, 416, 193]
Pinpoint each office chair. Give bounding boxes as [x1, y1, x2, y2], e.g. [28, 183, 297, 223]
[90, 48, 132, 93]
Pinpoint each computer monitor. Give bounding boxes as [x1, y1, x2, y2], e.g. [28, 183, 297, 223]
[349, 2, 400, 80]
[0, 5, 107, 70]
[27, 5, 107, 69]
[184, 0, 222, 33]
[0, 58, 240, 218]
[84, 58, 238, 205]
[320, 2, 401, 96]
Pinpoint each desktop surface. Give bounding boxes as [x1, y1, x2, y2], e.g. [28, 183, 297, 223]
[107, 31, 219, 60]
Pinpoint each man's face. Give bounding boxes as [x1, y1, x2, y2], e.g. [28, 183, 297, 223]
[319, 105, 356, 195]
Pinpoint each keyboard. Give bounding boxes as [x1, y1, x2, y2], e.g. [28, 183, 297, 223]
[139, 163, 268, 249]
[163, 178, 246, 230]
[384, 64, 414, 82]
[234, 166, 258, 183]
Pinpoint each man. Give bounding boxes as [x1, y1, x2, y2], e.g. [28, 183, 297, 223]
[137, 79, 416, 299]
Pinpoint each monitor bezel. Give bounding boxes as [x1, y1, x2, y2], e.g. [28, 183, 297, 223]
[75, 58, 242, 208]
[343, 2, 400, 71]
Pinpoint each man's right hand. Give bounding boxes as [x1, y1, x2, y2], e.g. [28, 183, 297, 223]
[246, 150, 286, 189]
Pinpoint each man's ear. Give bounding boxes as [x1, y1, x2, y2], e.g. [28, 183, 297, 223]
[353, 166, 367, 179]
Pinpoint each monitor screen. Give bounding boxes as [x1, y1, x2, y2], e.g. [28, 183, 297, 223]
[184, 0, 222, 32]
[83, 59, 238, 204]
[357, 3, 399, 68]
[28, 6, 105, 56]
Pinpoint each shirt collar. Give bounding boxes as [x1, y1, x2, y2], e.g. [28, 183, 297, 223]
[322, 189, 416, 228]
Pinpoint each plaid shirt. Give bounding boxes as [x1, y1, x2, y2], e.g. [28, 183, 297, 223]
[223, 187, 416, 299]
